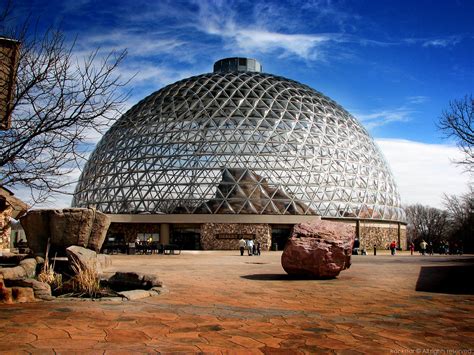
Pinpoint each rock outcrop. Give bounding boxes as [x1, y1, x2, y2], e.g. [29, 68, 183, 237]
[281, 220, 355, 278]
[194, 168, 317, 215]
[0, 257, 53, 303]
[20, 208, 111, 256]
[6, 279, 53, 301]
[0, 257, 37, 280]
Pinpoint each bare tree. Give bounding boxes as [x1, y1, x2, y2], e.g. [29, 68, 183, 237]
[439, 95, 474, 172]
[0, 4, 128, 202]
[405, 204, 449, 250]
[443, 188, 474, 253]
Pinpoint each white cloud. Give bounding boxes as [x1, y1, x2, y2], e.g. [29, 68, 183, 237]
[8, 167, 83, 209]
[355, 108, 413, 129]
[231, 29, 340, 60]
[376, 138, 472, 208]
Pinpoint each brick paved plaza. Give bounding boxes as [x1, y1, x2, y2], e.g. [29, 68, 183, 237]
[0, 251, 473, 353]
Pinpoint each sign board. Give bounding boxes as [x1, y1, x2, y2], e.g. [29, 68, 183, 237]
[216, 233, 256, 240]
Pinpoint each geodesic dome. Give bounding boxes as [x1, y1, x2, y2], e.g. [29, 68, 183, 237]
[72, 58, 405, 222]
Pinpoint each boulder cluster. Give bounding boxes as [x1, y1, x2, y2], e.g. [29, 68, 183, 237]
[0, 208, 164, 303]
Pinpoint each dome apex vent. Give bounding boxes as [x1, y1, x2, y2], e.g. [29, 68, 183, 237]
[213, 57, 262, 73]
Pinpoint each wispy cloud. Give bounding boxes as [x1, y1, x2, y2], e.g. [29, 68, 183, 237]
[355, 108, 413, 129]
[404, 35, 463, 48]
[354, 95, 430, 129]
[78, 32, 187, 58]
[192, 2, 386, 62]
[406, 95, 429, 104]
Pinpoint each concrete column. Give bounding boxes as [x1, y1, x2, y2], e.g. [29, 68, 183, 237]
[397, 223, 401, 249]
[160, 223, 170, 245]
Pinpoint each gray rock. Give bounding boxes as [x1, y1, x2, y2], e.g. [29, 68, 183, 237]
[19, 258, 37, 278]
[50, 209, 95, 249]
[281, 220, 355, 278]
[88, 212, 110, 252]
[117, 289, 152, 300]
[97, 254, 112, 270]
[66, 246, 98, 274]
[150, 286, 169, 295]
[19, 209, 52, 257]
[0, 258, 37, 280]
[104, 272, 162, 291]
[0, 265, 27, 280]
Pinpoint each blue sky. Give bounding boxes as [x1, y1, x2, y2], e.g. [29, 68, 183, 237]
[7, 0, 474, 207]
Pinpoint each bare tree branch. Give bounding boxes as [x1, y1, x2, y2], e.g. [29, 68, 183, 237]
[439, 95, 474, 172]
[0, 6, 129, 203]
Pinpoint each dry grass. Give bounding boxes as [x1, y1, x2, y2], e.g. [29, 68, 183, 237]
[66, 258, 101, 298]
[37, 254, 62, 290]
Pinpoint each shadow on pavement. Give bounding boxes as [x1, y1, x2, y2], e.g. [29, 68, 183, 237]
[241, 274, 336, 281]
[416, 264, 474, 295]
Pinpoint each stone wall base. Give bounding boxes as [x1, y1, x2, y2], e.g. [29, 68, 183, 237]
[326, 219, 407, 251]
[201, 223, 271, 250]
[360, 224, 407, 251]
[106, 220, 406, 252]
[0, 205, 12, 250]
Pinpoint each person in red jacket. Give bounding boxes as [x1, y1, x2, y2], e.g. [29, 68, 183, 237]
[390, 241, 397, 255]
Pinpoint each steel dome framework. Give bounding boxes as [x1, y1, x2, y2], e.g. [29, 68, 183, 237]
[73, 64, 405, 222]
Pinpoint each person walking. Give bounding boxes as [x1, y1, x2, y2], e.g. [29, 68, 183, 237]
[390, 240, 396, 255]
[256, 242, 261, 256]
[409, 242, 414, 255]
[238, 238, 246, 256]
[247, 239, 254, 256]
[420, 240, 427, 255]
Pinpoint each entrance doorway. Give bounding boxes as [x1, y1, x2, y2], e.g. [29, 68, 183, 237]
[171, 225, 201, 250]
[271, 225, 293, 250]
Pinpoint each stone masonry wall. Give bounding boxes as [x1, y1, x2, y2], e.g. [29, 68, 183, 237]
[201, 223, 271, 250]
[360, 223, 407, 251]
[323, 219, 407, 251]
[0, 205, 12, 250]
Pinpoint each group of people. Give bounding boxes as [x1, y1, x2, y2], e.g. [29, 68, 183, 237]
[238, 238, 261, 256]
[417, 240, 459, 255]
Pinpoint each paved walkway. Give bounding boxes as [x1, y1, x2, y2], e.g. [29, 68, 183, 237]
[0, 251, 473, 354]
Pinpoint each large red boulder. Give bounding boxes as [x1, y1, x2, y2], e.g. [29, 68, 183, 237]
[281, 221, 355, 278]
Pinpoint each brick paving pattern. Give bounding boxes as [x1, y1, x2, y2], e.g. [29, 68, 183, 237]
[0, 251, 473, 353]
